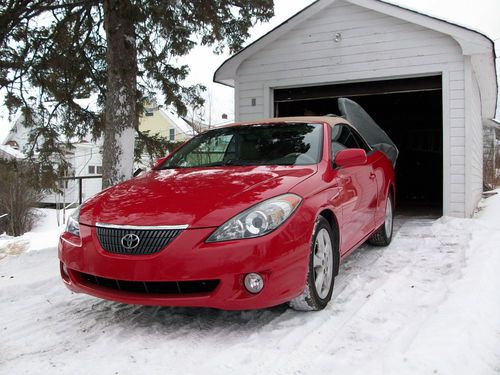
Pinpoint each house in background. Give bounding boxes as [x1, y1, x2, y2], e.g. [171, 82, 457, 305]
[182, 113, 234, 133]
[39, 141, 104, 206]
[0, 144, 25, 160]
[135, 105, 198, 171]
[1, 115, 32, 153]
[140, 103, 196, 142]
[1, 105, 198, 206]
[215, 0, 499, 218]
[1, 114, 44, 160]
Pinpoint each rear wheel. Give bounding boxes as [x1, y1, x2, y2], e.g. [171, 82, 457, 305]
[369, 194, 394, 246]
[290, 216, 336, 311]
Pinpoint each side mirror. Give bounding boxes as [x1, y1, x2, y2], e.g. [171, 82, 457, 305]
[334, 148, 367, 168]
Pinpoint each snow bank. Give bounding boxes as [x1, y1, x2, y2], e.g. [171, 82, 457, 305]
[0, 194, 499, 374]
[0, 208, 68, 258]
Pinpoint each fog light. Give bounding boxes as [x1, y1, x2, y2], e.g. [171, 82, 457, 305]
[244, 273, 264, 294]
[60, 262, 70, 282]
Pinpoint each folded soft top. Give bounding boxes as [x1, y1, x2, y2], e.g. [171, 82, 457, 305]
[338, 98, 399, 166]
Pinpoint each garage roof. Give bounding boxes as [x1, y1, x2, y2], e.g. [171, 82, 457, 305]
[214, 0, 498, 120]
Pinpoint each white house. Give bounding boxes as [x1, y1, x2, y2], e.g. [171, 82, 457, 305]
[41, 141, 104, 206]
[215, 0, 498, 218]
[2, 115, 32, 152]
[0, 144, 25, 160]
[2, 107, 197, 206]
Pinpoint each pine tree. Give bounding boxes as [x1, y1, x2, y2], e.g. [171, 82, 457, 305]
[0, 0, 274, 187]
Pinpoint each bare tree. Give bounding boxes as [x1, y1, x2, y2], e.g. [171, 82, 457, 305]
[0, 159, 44, 236]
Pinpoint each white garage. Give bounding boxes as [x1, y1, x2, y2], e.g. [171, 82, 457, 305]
[214, 0, 498, 218]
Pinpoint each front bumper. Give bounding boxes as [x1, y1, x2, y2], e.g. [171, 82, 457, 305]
[58, 212, 311, 310]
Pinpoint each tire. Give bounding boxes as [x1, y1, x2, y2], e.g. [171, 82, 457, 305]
[289, 216, 336, 311]
[368, 194, 394, 246]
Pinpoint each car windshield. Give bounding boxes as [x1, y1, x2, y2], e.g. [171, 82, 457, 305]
[159, 123, 323, 169]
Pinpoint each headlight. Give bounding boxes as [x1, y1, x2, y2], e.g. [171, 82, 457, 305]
[206, 194, 302, 242]
[65, 206, 81, 237]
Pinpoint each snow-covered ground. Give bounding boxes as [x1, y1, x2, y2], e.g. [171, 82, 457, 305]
[0, 209, 73, 260]
[1, 198, 500, 374]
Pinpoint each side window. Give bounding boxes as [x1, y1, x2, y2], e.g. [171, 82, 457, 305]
[349, 128, 371, 152]
[331, 124, 370, 154]
[330, 125, 349, 160]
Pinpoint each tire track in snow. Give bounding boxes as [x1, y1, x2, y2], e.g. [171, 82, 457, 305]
[254, 217, 474, 374]
[0, 215, 490, 375]
[249, 218, 436, 373]
[189, 216, 441, 374]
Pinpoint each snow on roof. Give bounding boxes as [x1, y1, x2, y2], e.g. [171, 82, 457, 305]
[1, 127, 11, 145]
[73, 95, 99, 114]
[160, 110, 197, 137]
[0, 144, 25, 159]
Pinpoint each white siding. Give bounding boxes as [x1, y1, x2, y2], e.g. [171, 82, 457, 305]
[448, 68, 466, 217]
[73, 145, 103, 202]
[41, 144, 103, 205]
[464, 60, 483, 217]
[237, 1, 464, 101]
[235, 0, 468, 217]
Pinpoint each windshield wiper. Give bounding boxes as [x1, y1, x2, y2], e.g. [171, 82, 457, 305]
[158, 165, 184, 169]
[198, 160, 255, 167]
[158, 159, 257, 169]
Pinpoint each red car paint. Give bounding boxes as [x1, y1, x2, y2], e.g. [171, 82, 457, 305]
[59, 120, 395, 310]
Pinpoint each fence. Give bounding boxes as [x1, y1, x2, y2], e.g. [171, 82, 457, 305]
[58, 175, 103, 205]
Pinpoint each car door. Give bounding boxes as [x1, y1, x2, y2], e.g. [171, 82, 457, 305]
[331, 124, 378, 255]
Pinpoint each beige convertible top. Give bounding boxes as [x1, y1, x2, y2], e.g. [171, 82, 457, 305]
[218, 99, 398, 167]
[225, 116, 347, 128]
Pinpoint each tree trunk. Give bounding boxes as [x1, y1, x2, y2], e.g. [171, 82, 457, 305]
[102, 0, 137, 188]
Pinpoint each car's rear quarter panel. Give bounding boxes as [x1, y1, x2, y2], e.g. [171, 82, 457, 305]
[371, 151, 396, 228]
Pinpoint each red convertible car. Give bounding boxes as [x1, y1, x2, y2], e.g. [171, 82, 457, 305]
[59, 99, 397, 311]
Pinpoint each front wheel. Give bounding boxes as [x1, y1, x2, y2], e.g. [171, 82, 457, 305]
[289, 216, 336, 311]
[368, 194, 394, 246]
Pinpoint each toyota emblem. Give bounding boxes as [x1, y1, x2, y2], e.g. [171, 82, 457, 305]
[121, 233, 140, 250]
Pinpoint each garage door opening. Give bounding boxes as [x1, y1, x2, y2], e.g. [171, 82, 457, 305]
[274, 76, 443, 214]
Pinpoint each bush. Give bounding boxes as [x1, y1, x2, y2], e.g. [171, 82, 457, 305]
[0, 158, 44, 236]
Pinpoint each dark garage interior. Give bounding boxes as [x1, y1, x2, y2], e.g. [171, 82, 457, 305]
[274, 76, 443, 213]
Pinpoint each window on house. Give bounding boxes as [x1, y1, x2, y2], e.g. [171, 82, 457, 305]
[96, 166, 102, 174]
[88, 165, 95, 174]
[169, 128, 175, 141]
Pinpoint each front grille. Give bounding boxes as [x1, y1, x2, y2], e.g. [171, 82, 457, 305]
[78, 271, 219, 295]
[96, 225, 183, 255]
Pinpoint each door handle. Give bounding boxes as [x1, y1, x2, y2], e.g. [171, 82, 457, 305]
[369, 172, 376, 180]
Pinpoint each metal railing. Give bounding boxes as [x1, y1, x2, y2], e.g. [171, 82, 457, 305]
[59, 175, 103, 204]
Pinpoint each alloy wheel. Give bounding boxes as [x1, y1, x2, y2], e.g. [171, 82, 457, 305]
[313, 228, 334, 299]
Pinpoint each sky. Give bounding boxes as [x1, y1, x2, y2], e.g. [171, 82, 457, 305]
[1, 0, 500, 142]
[185, 0, 500, 124]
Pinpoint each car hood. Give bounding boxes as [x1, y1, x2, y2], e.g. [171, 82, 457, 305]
[79, 165, 317, 228]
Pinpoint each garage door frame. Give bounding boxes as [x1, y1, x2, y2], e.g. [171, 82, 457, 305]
[264, 72, 451, 215]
